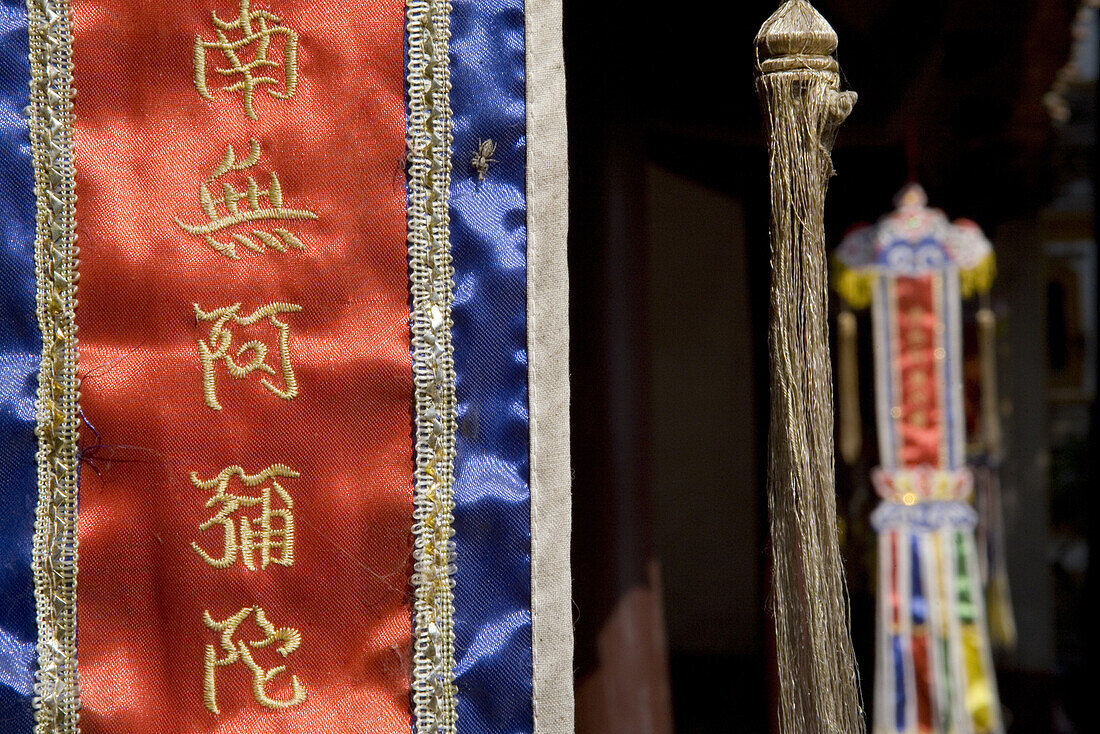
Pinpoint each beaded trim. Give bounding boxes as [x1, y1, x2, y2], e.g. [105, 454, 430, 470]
[27, 0, 81, 732]
[406, 1, 457, 732]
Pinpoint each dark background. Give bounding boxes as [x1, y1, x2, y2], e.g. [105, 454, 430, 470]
[563, 1, 1097, 732]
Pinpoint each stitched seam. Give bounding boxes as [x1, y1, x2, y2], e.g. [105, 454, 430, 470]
[27, 0, 80, 732]
[407, 1, 456, 733]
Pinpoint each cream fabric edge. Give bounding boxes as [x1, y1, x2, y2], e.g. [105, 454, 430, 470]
[525, 1, 573, 733]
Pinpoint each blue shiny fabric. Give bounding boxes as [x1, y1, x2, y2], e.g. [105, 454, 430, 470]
[448, 1, 533, 732]
[910, 534, 927, 626]
[892, 635, 906, 731]
[0, 2, 38, 731]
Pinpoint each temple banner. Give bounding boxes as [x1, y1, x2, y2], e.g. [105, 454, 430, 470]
[0, 1, 571, 733]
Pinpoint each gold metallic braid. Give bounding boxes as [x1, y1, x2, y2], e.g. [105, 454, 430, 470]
[27, 0, 81, 732]
[407, 0, 457, 732]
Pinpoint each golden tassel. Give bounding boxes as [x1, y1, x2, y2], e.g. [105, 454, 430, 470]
[837, 309, 861, 466]
[754, 2, 864, 732]
[976, 302, 1002, 460]
[977, 299, 1017, 649]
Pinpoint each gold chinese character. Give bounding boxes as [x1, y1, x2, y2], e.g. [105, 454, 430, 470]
[194, 0, 298, 120]
[191, 465, 297, 570]
[175, 139, 318, 259]
[195, 302, 301, 411]
[203, 606, 306, 714]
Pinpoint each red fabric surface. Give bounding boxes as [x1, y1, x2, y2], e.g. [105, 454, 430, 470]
[72, 2, 412, 731]
[892, 276, 943, 468]
[912, 632, 932, 730]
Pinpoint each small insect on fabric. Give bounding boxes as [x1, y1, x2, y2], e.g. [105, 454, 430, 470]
[471, 139, 497, 181]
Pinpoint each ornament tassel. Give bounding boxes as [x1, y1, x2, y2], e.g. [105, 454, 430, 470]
[838, 309, 862, 466]
[977, 303, 1002, 460]
[754, 2, 864, 732]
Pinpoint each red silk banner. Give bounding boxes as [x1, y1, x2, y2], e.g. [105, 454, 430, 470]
[892, 275, 943, 468]
[72, 1, 412, 732]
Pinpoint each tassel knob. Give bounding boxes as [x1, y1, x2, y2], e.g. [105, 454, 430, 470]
[756, 0, 840, 74]
[755, 0, 857, 150]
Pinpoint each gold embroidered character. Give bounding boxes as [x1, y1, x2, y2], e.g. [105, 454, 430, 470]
[203, 606, 306, 714]
[195, 302, 302, 410]
[194, 0, 298, 120]
[191, 465, 297, 570]
[175, 139, 318, 259]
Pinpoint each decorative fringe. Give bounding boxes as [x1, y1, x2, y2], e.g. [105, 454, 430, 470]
[975, 463, 1018, 652]
[872, 503, 1004, 733]
[755, 3, 864, 732]
[837, 309, 862, 466]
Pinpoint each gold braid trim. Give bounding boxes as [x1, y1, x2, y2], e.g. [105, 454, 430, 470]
[27, 0, 81, 731]
[407, 0, 457, 732]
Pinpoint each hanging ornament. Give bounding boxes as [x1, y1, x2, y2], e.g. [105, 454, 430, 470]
[833, 184, 1004, 734]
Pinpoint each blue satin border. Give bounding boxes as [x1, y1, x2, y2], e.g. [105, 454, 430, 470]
[448, 1, 534, 732]
[0, 3, 38, 731]
[911, 534, 926, 626]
